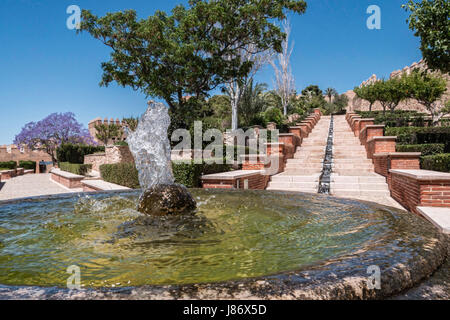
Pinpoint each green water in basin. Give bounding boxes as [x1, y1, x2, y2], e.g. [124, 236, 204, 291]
[0, 189, 393, 288]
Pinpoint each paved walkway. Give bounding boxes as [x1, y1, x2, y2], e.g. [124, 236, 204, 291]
[0, 174, 81, 201]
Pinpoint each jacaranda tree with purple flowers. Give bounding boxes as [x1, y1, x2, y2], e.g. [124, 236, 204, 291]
[14, 112, 95, 164]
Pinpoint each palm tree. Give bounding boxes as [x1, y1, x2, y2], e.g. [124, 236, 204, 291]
[94, 123, 121, 146]
[325, 87, 337, 103]
[238, 79, 268, 127]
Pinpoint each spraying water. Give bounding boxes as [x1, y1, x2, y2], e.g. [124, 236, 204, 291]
[126, 101, 196, 216]
[126, 101, 175, 189]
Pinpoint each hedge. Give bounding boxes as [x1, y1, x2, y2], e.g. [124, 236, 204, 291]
[100, 163, 140, 189]
[56, 144, 105, 164]
[59, 162, 92, 176]
[0, 161, 17, 170]
[18, 160, 36, 171]
[100, 161, 233, 189]
[421, 154, 450, 173]
[396, 144, 445, 156]
[385, 127, 450, 152]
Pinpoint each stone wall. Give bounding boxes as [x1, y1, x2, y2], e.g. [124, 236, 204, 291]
[84, 145, 135, 172]
[345, 59, 450, 113]
[88, 118, 128, 146]
[0, 145, 52, 164]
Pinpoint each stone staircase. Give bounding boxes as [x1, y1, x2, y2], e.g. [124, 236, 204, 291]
[331, 115, 402, 209]
[266, 116, 331, 193]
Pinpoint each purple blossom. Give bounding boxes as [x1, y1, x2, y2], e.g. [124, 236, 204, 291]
[14, 112, 96, 163]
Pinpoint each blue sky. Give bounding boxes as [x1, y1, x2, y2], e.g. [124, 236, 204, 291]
[0, 0, 422, 144]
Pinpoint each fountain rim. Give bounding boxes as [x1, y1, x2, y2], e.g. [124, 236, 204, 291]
[0, 189, 447, 300]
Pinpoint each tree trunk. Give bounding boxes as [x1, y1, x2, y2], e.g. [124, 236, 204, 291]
[231, 98, 239, 131]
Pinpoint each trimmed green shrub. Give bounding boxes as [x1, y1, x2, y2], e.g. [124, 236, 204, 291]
[18, 160, 36, 171]
[57, 144, 105, 164]
[59, 162, 92, 176]
[264, 107, 283, 125]
[421, 154, 450, 173]
[396, 144, 445, 156]
[114, 141, 128, 146]
[386, 127, 450, 152]
[100, 161, 233, 189]
[0, 161, 17, 169]
[100, 163, 140, 189]
[173, 161, 233, 188]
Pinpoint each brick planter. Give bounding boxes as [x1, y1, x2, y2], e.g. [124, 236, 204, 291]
[359, 125, 385, 147]
[373, 152, 421, 182]
[389, 169, 450, 213]
[366, 136, 397, 159]
[201, 170, 269, 190]
[278, 133, 297, 159]
[0, 170, 14, 180]
[51, 169, 84, 189]
[353, 119, 374, 137]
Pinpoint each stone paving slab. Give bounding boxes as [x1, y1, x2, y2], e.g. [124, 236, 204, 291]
[0, 173, 80, 201]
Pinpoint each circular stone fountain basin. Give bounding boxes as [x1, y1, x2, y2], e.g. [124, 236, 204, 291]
[0, 189, 446, 300]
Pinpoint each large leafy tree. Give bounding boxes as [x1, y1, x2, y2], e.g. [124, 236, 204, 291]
[372, 78, 409, 115]
[403, 0, 450, 73]
[79, 0, 307, 128]
[405, 70, 448, 125]
[354, 84, 378, 114]
[14, 113, 94, 164]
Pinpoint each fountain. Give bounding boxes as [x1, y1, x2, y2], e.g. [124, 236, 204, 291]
[126, 101, 196, 216]
[0, 103, 447, 300]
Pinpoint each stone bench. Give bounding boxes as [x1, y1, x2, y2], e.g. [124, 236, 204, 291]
[50, 168, 84, 189]
[24, 169, 34, 175]
[81, 180, 131, 192]
[16, 168, 24, 176]
[201, 170, 269, 190]
[417, 207, 450, 234]
[0, 170, 15, 180]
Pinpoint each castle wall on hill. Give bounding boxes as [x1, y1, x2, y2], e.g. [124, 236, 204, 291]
[345, 59, 450, 113]
[88, 118, 128, 146]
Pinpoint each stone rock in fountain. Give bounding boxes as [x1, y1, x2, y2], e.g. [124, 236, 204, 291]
[137, 184, 197, 216]
[127, 101, 197, 216]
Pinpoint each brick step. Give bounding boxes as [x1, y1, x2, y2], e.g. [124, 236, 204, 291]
[333, 169, 376, 176]
[332, 164, 374, 169]
[287, 158, 323, 163]
[283, 169, 323, 175]
[271, 174, 320, 182]
[292, 157, 324, 162]
[266, 187, 318, 193]
[267, 182, 318, 189]
[286, 164, 323, 170]
[333, 159, 373, 164]
[331, 183, 389, 191]
[331, 190, 391, 197]
[331, 175, 386, 183]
